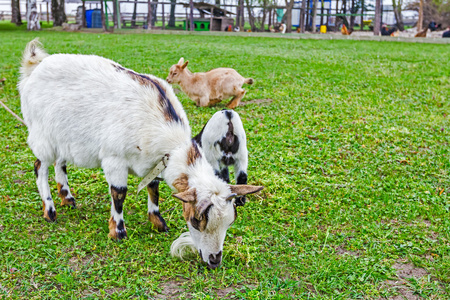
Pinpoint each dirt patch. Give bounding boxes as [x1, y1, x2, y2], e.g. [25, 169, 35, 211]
[240, 98, 273, 106]
[155, 281, 184, 299]
[216, 286, 235, 297]
[392, 263, 429, 279]
[13, 179, 26, 185]
[68, 255, 94, 272]
[335, 246, 359, 257]
[382, 262, 431, 299]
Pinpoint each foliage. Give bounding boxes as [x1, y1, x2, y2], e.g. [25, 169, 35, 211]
[406, 0, 450, 28]
[0, 28, 449, 298]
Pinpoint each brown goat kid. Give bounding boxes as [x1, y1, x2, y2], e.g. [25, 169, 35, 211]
[166, 58, 254, 109]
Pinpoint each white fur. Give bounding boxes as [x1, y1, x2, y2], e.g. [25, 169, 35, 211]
[19, 39, 241, 267]
[197, 110, 248, 182]
[170, 232, 197, 258]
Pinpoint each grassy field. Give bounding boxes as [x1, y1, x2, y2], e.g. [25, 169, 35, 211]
[0, 26, 449, 299]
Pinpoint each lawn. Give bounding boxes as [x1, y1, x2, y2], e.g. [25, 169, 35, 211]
[0, 26, 449, 299]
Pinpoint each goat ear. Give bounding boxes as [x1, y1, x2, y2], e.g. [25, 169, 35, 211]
[178, 57, 184, 65]
[181, 61, 189, 69]
[228, 185, 264, 196]
[173, 188, 196, 203]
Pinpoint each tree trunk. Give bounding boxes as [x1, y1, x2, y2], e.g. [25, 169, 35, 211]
[259, 0, 268, 31]
[284, 0, 295, 33]
[113, 0, 117, 28]
[350, 0, 355, 28]
[360, 0, 364, 30]
[320, 0, 324, 26]
[132, 0, 137, 27]
[189, 0, 194, 31]
[305, 0, 310, 31]
[245, 0, 256, 31]
[51, 0, 66, 26]
[240, 0, 244, 29]
[11, 0, 23, 25]
[299, 0, 306, 32]
[100, 0, 106, 31]
[151, 0, 158, 26]
[374, 0, 381, 35]
[311, 0, 317, 32]
[147, 0, 152, 29]
[417, 0, 423, 31]
[392, 0, 404, 31]
[26, 0, 41, 30]
[169, 0, 176, 27]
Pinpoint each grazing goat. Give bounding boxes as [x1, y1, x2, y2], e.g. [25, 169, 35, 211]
[193, 110, 248, 206]
[18, 39, 263, 269]
[166, 58, 253, 109]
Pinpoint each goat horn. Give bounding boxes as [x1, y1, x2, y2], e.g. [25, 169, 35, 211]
[226, 193, 237, 201]
[195, 200, 213, 220]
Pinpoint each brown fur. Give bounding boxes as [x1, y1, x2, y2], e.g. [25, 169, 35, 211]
[173, 173, 189, 192]
[148, 212, 168, 232]
[182, 202, 208, 232]
[34, 159, 41, 177]
[166, 58, 253, 108]
[42, 200, 56, 221]
[108, 217, 118, 239]
[111, 186, 126, 202]
[57, 182, 75, 206]
[187, 143, 201, 166]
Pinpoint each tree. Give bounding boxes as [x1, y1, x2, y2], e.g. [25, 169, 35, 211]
[11, 0, 22, 25]
[26, 0, 40, 30]
[391, 0, 404, 30]
[406, 0, 450, 29]
[374, 0, 381, 35]
[147, 0, 152, 29]
[257, 0, 269, 31]
[245, 0, 256, 31]
[168, 0, 176, 27]
[418, 0, 423, 30]
[299, 0, 306, 32]
[311, 0, 318, 32]
[51, 0, 66, 26]
[283, 0, 295, 33]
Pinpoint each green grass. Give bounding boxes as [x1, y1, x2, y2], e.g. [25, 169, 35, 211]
[0, 26, 449, 299]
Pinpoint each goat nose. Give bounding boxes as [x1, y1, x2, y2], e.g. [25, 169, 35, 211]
[209, 251, 222, 265]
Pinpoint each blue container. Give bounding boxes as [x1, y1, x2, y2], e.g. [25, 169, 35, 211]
[86, 9, 102, 28]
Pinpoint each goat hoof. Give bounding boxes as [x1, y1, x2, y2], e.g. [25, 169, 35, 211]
[44, 207, 57, 222]
[108, 218, 127, 240]
[108, 228, 127, 240]
[158, 224, 169, 232]
[148, 211, 169, 232]
[117, 229, 127, 240]
[61, 197, 76, 209]
[235, 196, 246, 207]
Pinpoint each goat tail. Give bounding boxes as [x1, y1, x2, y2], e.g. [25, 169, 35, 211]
[20, 38, 49, 79]
[244, 78, 254, 85]
[170, 232, 197, 259]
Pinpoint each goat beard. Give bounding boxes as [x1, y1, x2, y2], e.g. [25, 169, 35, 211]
[170, 231, 197, 259]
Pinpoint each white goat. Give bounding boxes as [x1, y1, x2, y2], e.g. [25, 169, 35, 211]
[193, 109, 249, 206]
[18, 39, 263, 269]
[166, 58, 254, 109]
